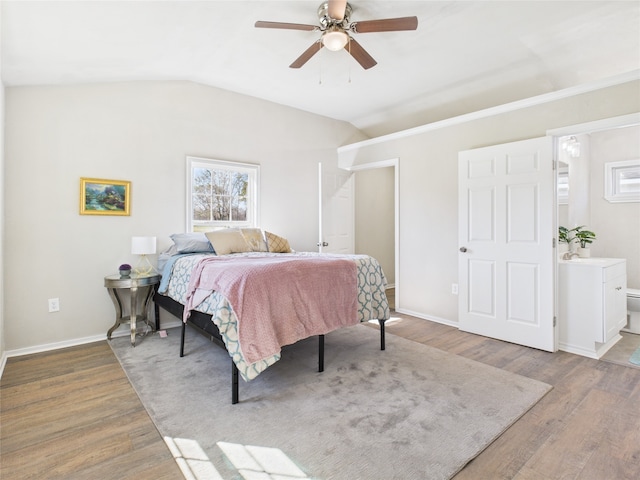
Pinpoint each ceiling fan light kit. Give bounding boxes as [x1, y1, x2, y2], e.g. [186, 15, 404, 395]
[322, 27, 349, 51]
[255, 1, 418, 70]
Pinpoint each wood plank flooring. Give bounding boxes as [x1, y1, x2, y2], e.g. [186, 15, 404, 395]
[2, 312, 639, 479]
[0, 342, 183, 480]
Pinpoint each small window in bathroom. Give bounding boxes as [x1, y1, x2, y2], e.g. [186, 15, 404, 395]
[604, 159, 640, 203]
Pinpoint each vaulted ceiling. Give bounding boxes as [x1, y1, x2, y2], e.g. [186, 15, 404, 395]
[2, 1, 639, 137]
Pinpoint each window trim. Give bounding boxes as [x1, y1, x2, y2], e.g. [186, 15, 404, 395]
[186, 156, 260, 232]
[604, 159, 640, 203]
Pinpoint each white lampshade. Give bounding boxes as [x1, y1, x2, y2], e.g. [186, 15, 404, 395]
[322, 29, 348, 51]
[131, 236, 156, 255]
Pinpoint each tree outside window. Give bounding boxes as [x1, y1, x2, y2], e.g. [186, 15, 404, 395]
[187, 157, 259, 232]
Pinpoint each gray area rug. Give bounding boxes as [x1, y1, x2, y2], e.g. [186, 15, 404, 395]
[110, 324, 551, 480]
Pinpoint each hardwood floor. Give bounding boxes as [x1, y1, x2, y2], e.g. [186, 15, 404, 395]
[2, 313, 639, 479]
[0, 342, 183, 480]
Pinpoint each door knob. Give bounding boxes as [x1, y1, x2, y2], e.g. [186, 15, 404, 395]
[459, 247, 468, 253]
[317, 242, 329, 247]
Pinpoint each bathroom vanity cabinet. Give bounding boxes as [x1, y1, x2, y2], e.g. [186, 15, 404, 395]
[558, 258, 627, 358]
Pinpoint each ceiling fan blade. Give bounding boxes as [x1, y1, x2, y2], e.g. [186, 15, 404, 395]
[328, 0, 348, 20]
[346, 37, 377, 70]
[352, 16, 418, 33]
[290, 41, 323, 68]
[255, 21, 317, 31]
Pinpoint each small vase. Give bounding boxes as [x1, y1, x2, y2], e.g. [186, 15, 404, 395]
[119, 269, 131, 278]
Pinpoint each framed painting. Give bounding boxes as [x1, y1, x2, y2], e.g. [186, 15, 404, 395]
[80, 178, 131, 216]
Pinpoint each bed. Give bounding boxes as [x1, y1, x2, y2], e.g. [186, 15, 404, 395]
[153, 231, 390, 403]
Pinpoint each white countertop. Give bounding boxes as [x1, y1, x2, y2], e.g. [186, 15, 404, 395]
[559, 257, 626, 267]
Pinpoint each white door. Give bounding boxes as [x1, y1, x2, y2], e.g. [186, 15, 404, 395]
[458, 137, 556, 351]
[318, 162, 354, 254]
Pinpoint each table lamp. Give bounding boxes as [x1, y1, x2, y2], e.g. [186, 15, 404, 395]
[131, 236, 156, 275]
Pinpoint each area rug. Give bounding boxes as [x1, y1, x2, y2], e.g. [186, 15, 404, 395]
[631, 347, 640, 366]
[110, 325, 551, 480]
[600, 332, 640, 370]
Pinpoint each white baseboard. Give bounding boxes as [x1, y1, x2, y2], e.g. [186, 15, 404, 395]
[0, 317, 184, 379]
[558, 333, 623, 360]
[4, 334, 107, 360]
[393, 308, 458, 328]
[0, 353, 7, 380]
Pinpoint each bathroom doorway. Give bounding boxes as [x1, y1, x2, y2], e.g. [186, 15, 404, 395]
[551, 114, 640, 290]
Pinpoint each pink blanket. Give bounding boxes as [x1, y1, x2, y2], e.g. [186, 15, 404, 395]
[183, 255, 358, 364]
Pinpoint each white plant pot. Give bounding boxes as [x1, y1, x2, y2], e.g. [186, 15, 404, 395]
[578, 247, 591, 258]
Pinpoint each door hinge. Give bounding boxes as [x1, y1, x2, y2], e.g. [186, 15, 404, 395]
[552, 237, 556, 248]
[553, 316, 557, 327]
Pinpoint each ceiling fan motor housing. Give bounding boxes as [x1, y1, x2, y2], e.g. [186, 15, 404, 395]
[317, 1, 352, 29]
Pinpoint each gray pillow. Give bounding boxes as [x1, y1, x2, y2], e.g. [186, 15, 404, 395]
[170, 233, 215, 253]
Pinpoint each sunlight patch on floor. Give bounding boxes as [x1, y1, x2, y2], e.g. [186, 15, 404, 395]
[164, 436, 223, 480]
[368, 316, 402, 326]
[217, 441, 309, 479]
[164, 437, 310, 480]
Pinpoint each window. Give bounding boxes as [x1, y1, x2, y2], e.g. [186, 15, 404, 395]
[186, 156, 259, 232]
[557, 165, 569, 205]
[604, 159, 640, 203]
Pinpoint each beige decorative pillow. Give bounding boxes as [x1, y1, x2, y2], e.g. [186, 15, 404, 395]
[241, 228, 268, 252]
[265, 231, 292, 253]
[205, 229, 251, 255]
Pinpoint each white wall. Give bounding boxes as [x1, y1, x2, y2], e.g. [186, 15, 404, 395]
[589, 125, 640, 288]
[354, 167, 394, 285]
[340, 80, 640, 325]
[4, 81, 366, 352]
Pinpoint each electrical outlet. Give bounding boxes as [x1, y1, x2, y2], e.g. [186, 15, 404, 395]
[48, 298, 60, 312]
[451, 283, 458, 295]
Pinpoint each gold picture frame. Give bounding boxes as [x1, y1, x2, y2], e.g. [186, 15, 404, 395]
[80, 178, 131, 216]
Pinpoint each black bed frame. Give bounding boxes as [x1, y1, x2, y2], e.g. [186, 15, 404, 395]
[153, 292, 386, 404]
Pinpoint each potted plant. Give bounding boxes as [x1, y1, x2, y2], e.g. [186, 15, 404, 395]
[573, 226, 596, 257]
[558, 226, 577, 255]
[119, 263, 132, 277]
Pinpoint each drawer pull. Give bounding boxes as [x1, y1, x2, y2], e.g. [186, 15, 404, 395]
[615, 286, 622, 291]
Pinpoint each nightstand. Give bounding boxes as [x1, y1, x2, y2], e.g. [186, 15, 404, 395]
[105, 273, 161, 346]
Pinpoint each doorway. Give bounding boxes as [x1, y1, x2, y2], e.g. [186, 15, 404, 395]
[351, 159, 399, 310]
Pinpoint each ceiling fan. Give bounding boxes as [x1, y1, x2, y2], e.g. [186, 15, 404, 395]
[255, 0, 418, 70]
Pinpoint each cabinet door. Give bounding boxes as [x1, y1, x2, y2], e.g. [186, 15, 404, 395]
[602, 274, 627, 343]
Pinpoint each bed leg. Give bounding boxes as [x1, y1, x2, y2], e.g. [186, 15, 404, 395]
[180, 321, 186, 357]
[232, 361, 239, 404]
[379, 319, 386, 350]
[318, 335, 325, 372]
